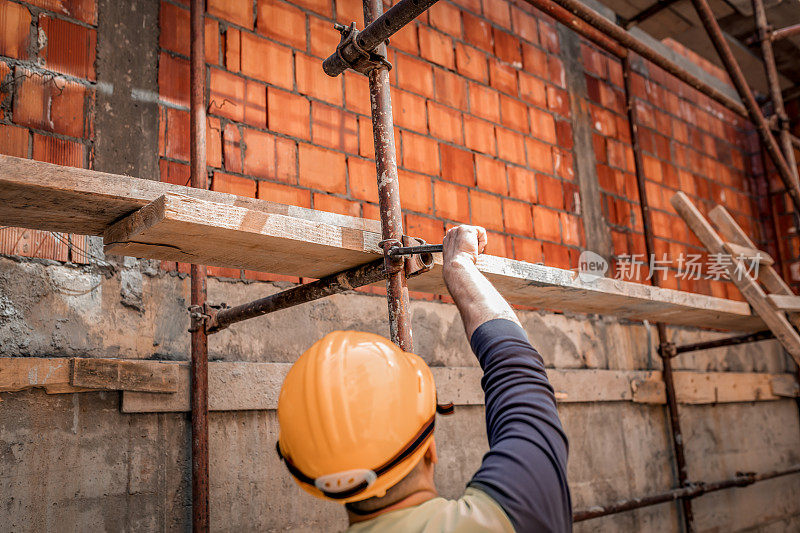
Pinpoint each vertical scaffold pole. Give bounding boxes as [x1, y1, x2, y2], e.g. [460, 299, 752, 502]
[690, 0, 800, 215]
[623, 55, 694, 532]
[752, 0, 799, 187]
[190, 0, 209, 530]
[363, 0, 414, 351]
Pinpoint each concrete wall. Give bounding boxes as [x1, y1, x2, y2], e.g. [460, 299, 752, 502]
[1, 256, 799, 531]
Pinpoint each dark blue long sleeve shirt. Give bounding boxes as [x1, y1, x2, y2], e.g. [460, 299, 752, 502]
[467, 319, 572, 533]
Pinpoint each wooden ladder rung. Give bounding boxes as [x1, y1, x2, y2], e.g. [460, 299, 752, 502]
[767, 294, 800, 313]
[723, 242, 774, 267]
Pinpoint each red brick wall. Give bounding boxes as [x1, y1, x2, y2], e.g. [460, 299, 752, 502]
[0, 0, 781, 301]
[0, 0, 95, 262]
[585, 39, 759, 301]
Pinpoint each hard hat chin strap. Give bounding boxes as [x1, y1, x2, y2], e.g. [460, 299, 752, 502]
[277, 405, 453, 501]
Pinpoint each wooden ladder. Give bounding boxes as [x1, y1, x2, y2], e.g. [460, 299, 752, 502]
[671, 192, 800, 364]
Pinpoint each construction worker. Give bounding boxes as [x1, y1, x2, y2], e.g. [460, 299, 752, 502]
[277, 225, 572, 532]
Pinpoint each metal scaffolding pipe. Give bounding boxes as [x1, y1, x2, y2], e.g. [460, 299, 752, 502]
[573, 464, 800, 521]
[672, 330, 776, 355]
[752, 0, 800, 189]
[324, 0, 440, 76]
[771, 23, 800, 42]
[364, 0, 414, 351]
[542, 0, 748, 119]
[690, 0, 800, 216]
[624, 55, 694, 530]
[206, 259, 387, 333]
[189, 0, 209, 530]
[521, 0, 627, 58]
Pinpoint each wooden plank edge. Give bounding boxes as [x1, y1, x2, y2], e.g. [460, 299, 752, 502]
[0, 154, 383, 236]
[71, 357, 178, 393]
[5, 359, 796, 411]
[102, 193, 762, 331]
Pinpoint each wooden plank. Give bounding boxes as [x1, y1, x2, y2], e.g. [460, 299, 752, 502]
[115, 360, 797, 413]
[672, 372, 784, 404]
[3, 358, 793, 410]
[0, 154, 380, 236]
[672, 192, 800, 362]
[767, 294, 800, 312]
[71, 358, 178, 393]
[711, 204, 800, 331]
[104, 194, 384, 279]
[0, 357, 90, 394]
[0, 157, 764, 331]
[549, 369, 654, 402]
[104, 193, 763, 331]
[709, 205, 796, 297]
[429, 367, 657, 404]
[631, 374, 667, 404]
[723, 242, 774, 266]
[771, 374, 800, 398]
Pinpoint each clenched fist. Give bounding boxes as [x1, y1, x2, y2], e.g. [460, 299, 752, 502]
[442, 225, 487, 268]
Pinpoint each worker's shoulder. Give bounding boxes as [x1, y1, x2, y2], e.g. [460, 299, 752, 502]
[346, 487, 515, 533]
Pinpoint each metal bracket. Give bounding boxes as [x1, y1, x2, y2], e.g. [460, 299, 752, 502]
[379, 236, 436, 278]
[330, 22, 392, 76]
[188, 302, 227, 332]
[658, 341, 678, 359]
[379, 238, 405, 275]
[400, 235, 435, 277]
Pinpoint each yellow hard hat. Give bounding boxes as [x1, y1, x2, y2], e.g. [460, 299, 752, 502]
[276, 331, 453, 503]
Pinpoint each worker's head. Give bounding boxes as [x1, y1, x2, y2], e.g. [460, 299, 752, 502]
[276, 331, 451, 508]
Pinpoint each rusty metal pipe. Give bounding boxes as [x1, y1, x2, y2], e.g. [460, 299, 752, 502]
[690, 0, 800, 216]
[206, 259, 387, 333]
[324, 0, 440, 76]
[752, 0, 800, 188]
[364, 0, 413, 351]
[539, 0, 747, 119]
[624, 55, 694, 530]
[669, 330, 775, 355]
[573, 464, 800, 522]
[520, 0, 627, 58]
[189, 0, 209, 530]
[771, 23, 800, 42]
[751, 140, 783, 274]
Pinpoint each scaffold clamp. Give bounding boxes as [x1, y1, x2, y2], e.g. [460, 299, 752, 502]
[324, 22, 392, 77]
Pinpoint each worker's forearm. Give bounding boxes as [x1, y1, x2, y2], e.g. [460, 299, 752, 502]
[443, 254, 521, 340]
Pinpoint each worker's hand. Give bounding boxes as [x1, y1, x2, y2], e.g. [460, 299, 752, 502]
[442, 225, 487, 268]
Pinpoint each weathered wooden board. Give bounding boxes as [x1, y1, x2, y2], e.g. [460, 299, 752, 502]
[709, 205, 795, 298]
[671, 372, 797, 404]
[429, 368, 656, 404]
[672, 193, 800, 362]
[0, 155, 380, 236]
[0, 357, 91, 394]
[103, 193, 763, 331]
[71, 357, 178, 393]
[104, 193, 385, 279]
[722, 241, 774, 266]
[116, 361, 798, 413]
[767, 294, 800, 313]
[2, 358, 794, 410]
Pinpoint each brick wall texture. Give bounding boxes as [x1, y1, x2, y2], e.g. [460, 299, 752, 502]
[1, 0, 798, 297]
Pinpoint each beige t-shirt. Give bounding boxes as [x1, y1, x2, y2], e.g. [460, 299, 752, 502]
[346, 487, 515, 533]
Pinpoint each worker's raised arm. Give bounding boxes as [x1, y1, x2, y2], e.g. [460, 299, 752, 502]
[442, 225, 572, 533]
[442, 225, 521, 338]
